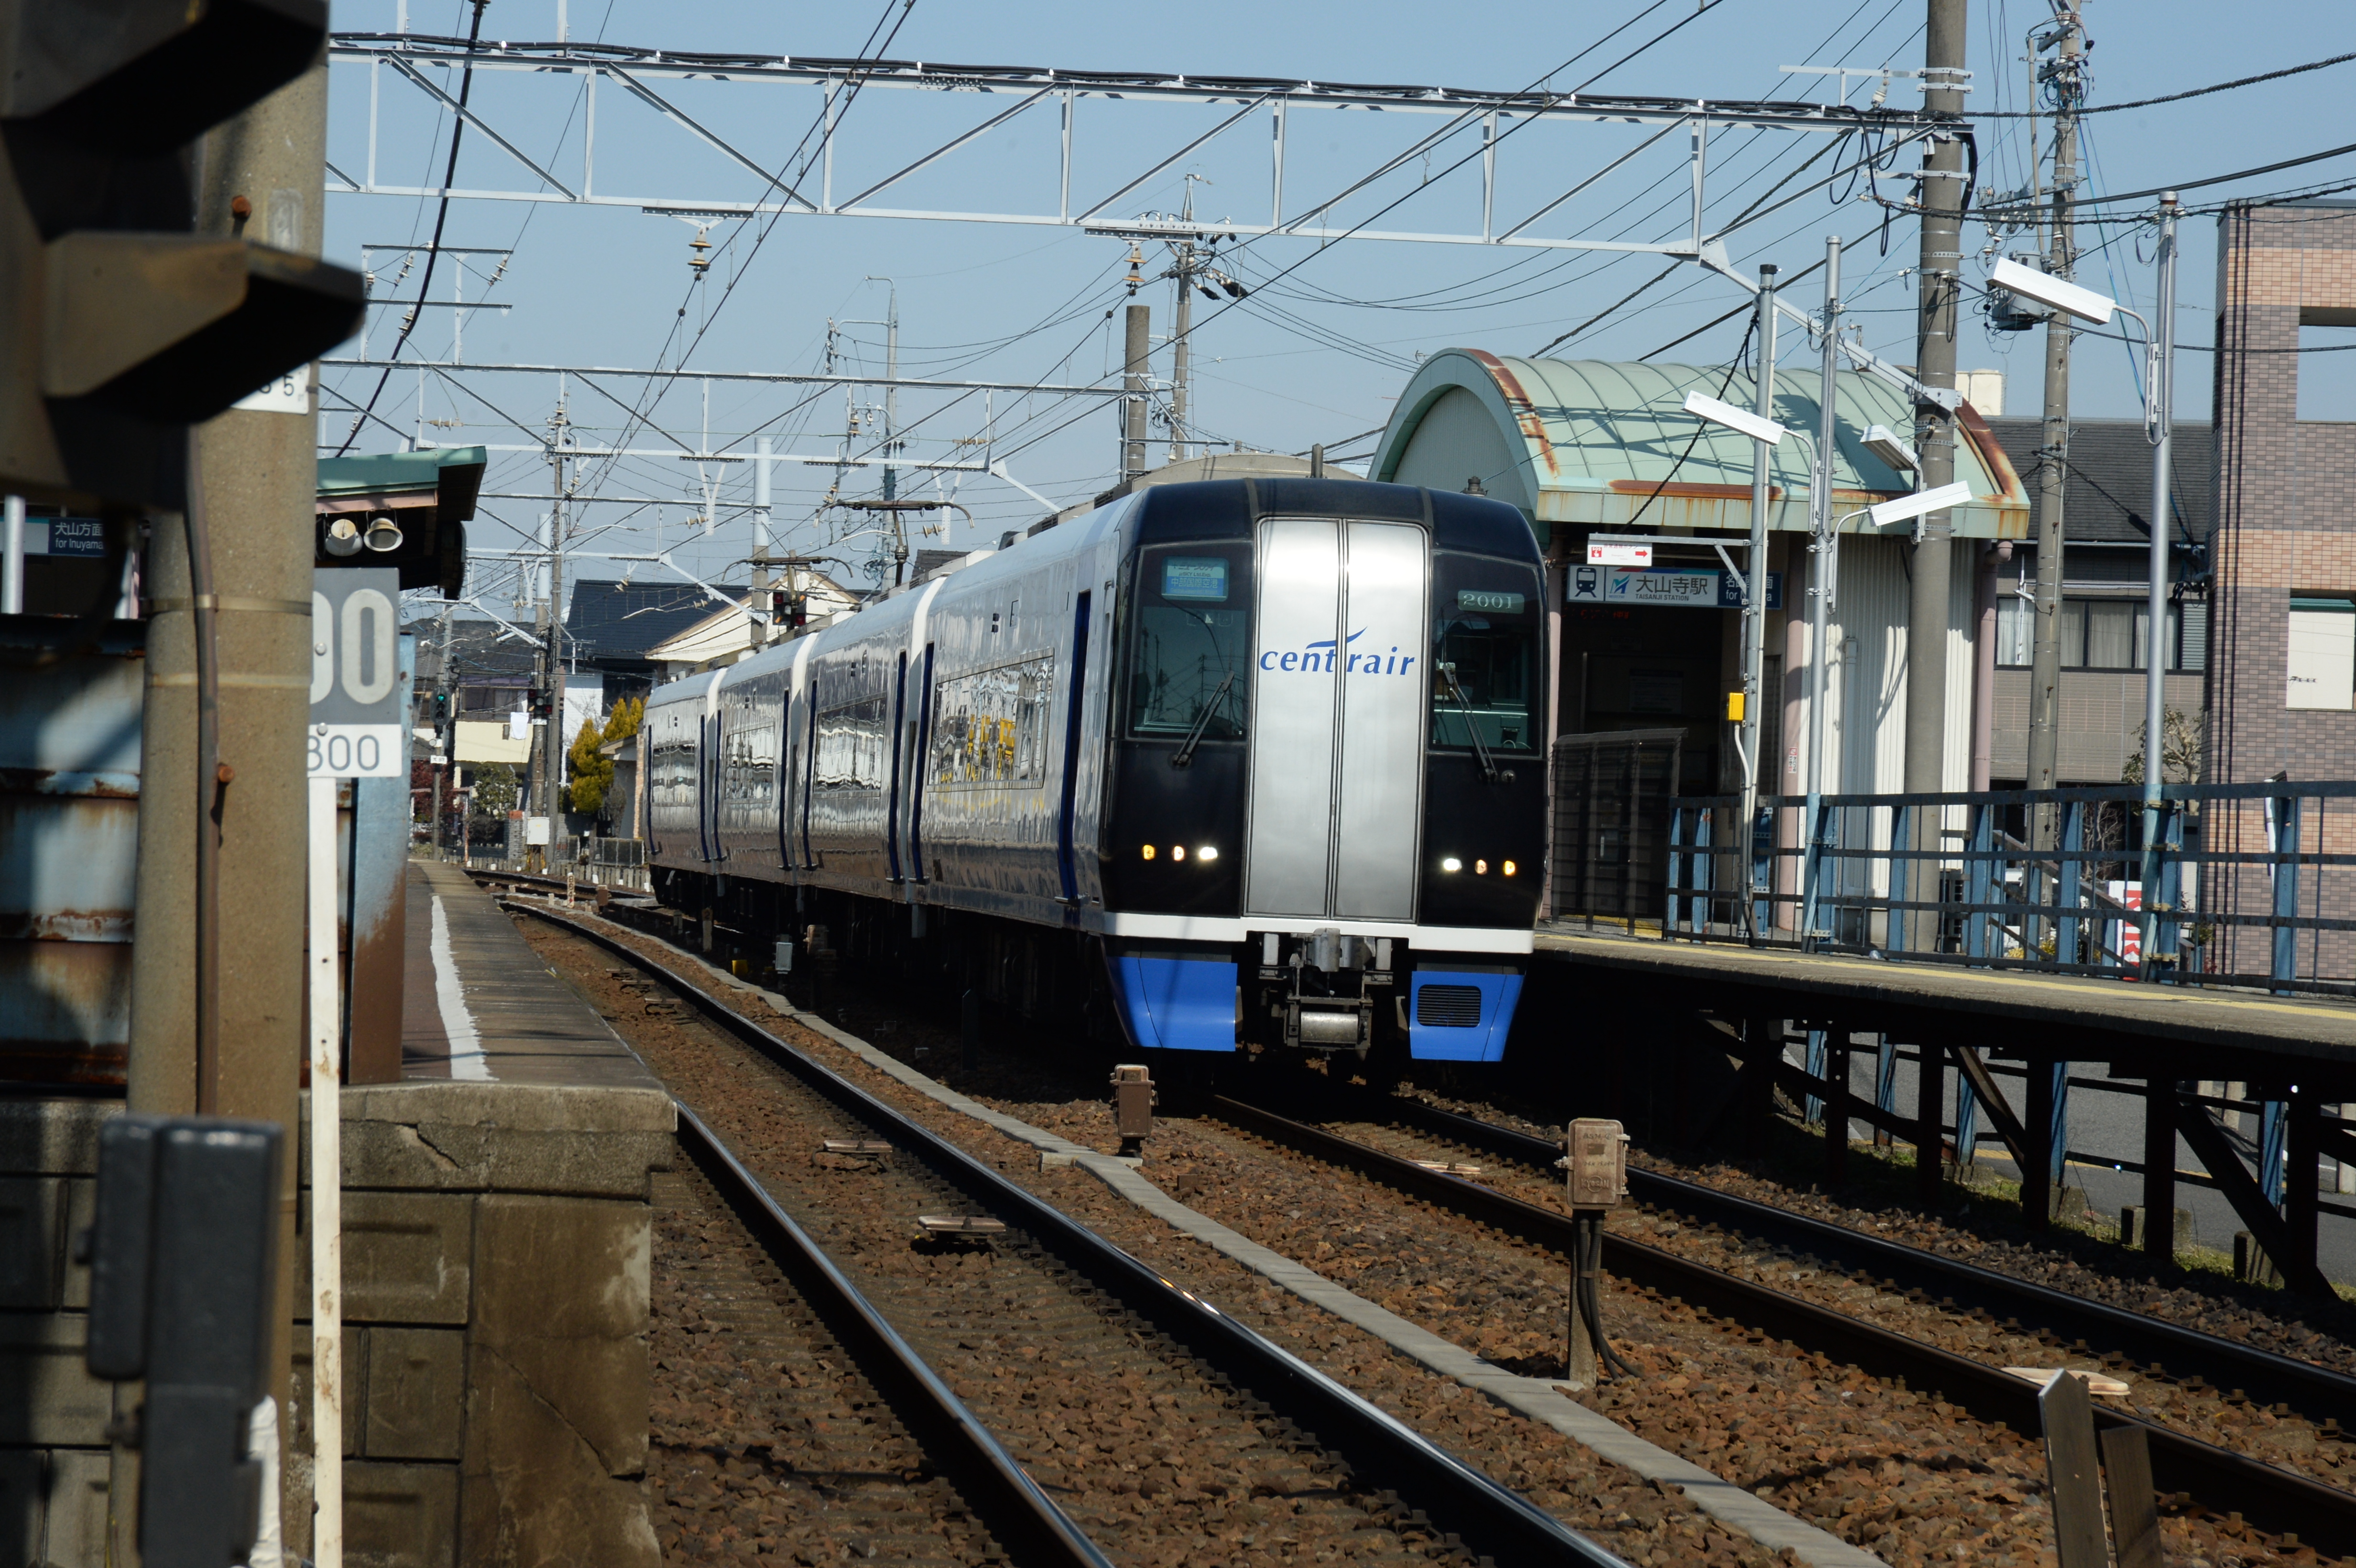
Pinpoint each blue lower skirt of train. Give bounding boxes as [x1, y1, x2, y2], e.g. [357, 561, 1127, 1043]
[1407, 968, 1522, 1063]
[1111, 954, 1238, 1052]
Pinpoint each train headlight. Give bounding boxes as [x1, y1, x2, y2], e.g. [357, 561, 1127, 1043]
[1503, 860, 1518, 877]
[1475, 860, 1488, 875]
[1198, 846, 1218, 862]
[1441, 857, 1462, 872]
[1142, 844, 1156, 861]
[1172, 845, 1187, 862]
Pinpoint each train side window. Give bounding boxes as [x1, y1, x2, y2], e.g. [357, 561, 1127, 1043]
[1125, 543, 1253, 740]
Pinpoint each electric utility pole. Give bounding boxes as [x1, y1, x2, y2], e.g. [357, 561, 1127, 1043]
[1170, 239, 1194, 466]
[873, 278, 900, 503]
[1905, 0, 1969, 944]
[1739, 264, 1779, 939]
[1123, 300, 1151, 482]
[540, 396, 572, 857]
[1807, 238, 1842, 812]
[2024, 9, 2085, 805]
[435, 603, 453, 855]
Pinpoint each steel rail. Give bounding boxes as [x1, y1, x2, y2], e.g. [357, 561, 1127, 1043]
[1366, 1092, 2356, 1419]
[672, 1102, 1117, 1568]
[1210, 1092, 2356, 1558]
[502, 896, 1630, 1568]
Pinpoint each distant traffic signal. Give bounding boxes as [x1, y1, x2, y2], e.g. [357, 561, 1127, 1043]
[1, 0, 364, 513]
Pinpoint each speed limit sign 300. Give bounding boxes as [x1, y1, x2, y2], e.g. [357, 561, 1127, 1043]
[311, 568, 407, 779]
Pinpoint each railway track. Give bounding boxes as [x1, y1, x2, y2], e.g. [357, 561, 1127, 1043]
[482, 873, 2356, 1557]
[654, 1121, 1106, 1565]
[503, 894, 1631, 1568]
[1212, 1088, 2356, 1558]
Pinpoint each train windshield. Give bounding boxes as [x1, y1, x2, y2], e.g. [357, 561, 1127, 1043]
[1126, 542, 1253, 740]
[1429, 553, 1543, 754]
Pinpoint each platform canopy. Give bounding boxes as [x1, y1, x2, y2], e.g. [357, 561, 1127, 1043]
[1369, 352, 2028, 546]
[314, 445, 487, 596]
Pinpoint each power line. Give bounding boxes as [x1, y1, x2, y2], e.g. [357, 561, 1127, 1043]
[1968, 48, 2356, 119]
[2044, 139, 2356, 208]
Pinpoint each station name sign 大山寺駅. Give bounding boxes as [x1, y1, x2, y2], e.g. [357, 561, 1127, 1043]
[1566, 565, 1782, 610]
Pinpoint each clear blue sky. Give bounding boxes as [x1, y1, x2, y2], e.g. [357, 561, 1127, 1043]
[323, 0, 2356, 610]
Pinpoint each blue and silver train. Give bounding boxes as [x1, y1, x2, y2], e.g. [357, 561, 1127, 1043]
[639, 475, 1546, 1065]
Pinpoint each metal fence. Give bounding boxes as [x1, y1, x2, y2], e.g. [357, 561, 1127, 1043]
[570, 835, 649, 891]
[1548, 730, 1684, 932]
[1665, 781, 2356, 994]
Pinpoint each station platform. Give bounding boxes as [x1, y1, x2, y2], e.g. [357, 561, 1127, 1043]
[298, 858, 670, 1568]
[401, 859, 664, 1089]
[1535, 924, 2356, 1082]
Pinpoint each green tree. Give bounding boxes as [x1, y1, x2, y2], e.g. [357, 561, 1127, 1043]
[564, 697, 642, 817]
[565, 710, 609, 815]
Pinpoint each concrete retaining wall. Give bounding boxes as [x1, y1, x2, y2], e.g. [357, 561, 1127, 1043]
[0, 1080, 671, 1568]
[294, 1080, 674, 1568]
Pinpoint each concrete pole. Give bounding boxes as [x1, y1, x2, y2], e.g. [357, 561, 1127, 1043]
[1171, 241, 1193, 467]
[1123, 304, 1151, 482]
[433, 603, 451, 855]
[753, 434, 774, 631]
[544, 405, 570, 848]
[1739, 265, 1778, 938]
[1906, 0, 1970, 947]
[1808, 241, 1840, 804]
[2139, 193, 2181, 958]
[2024, 14, 2083, 808]
[126, 58, 328, 1555]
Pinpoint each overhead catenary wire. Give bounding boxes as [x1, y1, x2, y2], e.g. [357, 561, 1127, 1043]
[333, 0, 492, 456]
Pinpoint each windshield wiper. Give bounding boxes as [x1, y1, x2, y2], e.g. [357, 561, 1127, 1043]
[1440, 662, 1513, 784]
[1170, 669, 1237, 768]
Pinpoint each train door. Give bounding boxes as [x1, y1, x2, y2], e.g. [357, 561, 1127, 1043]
[907, 642, 935, 883]
[1054, 590, 1093, 904]
[697, 670, 726, 865]
[1243, 518, 1428, 920]
[884, 649, 907, 882]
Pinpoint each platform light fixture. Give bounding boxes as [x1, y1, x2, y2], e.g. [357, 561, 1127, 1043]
[1861, 425, 1917, 471]
[1866, 481, 1974, 529]
[1682, 389, 1792, 447]
[1989, 257, 2116, 325]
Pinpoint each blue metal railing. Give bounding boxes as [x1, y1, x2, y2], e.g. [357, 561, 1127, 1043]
[1665, 781, 2356, 995]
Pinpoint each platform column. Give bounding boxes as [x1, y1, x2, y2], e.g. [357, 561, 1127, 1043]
[2142, 1077, 2178, 1264]
[1823, 1029, 1850, 1188]
[2025, 1056, 2055, 1227]
[2284, 1091, 2322, 1287]
[1916, 1040, 1944, 1199]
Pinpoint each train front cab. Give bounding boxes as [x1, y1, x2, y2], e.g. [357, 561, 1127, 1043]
[1094, 477, 1545, 1067]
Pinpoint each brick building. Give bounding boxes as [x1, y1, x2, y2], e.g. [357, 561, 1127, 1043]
[2206, 199, 2356, 976]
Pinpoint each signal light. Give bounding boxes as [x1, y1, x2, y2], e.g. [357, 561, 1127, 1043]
[0, 0, 365, 512]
